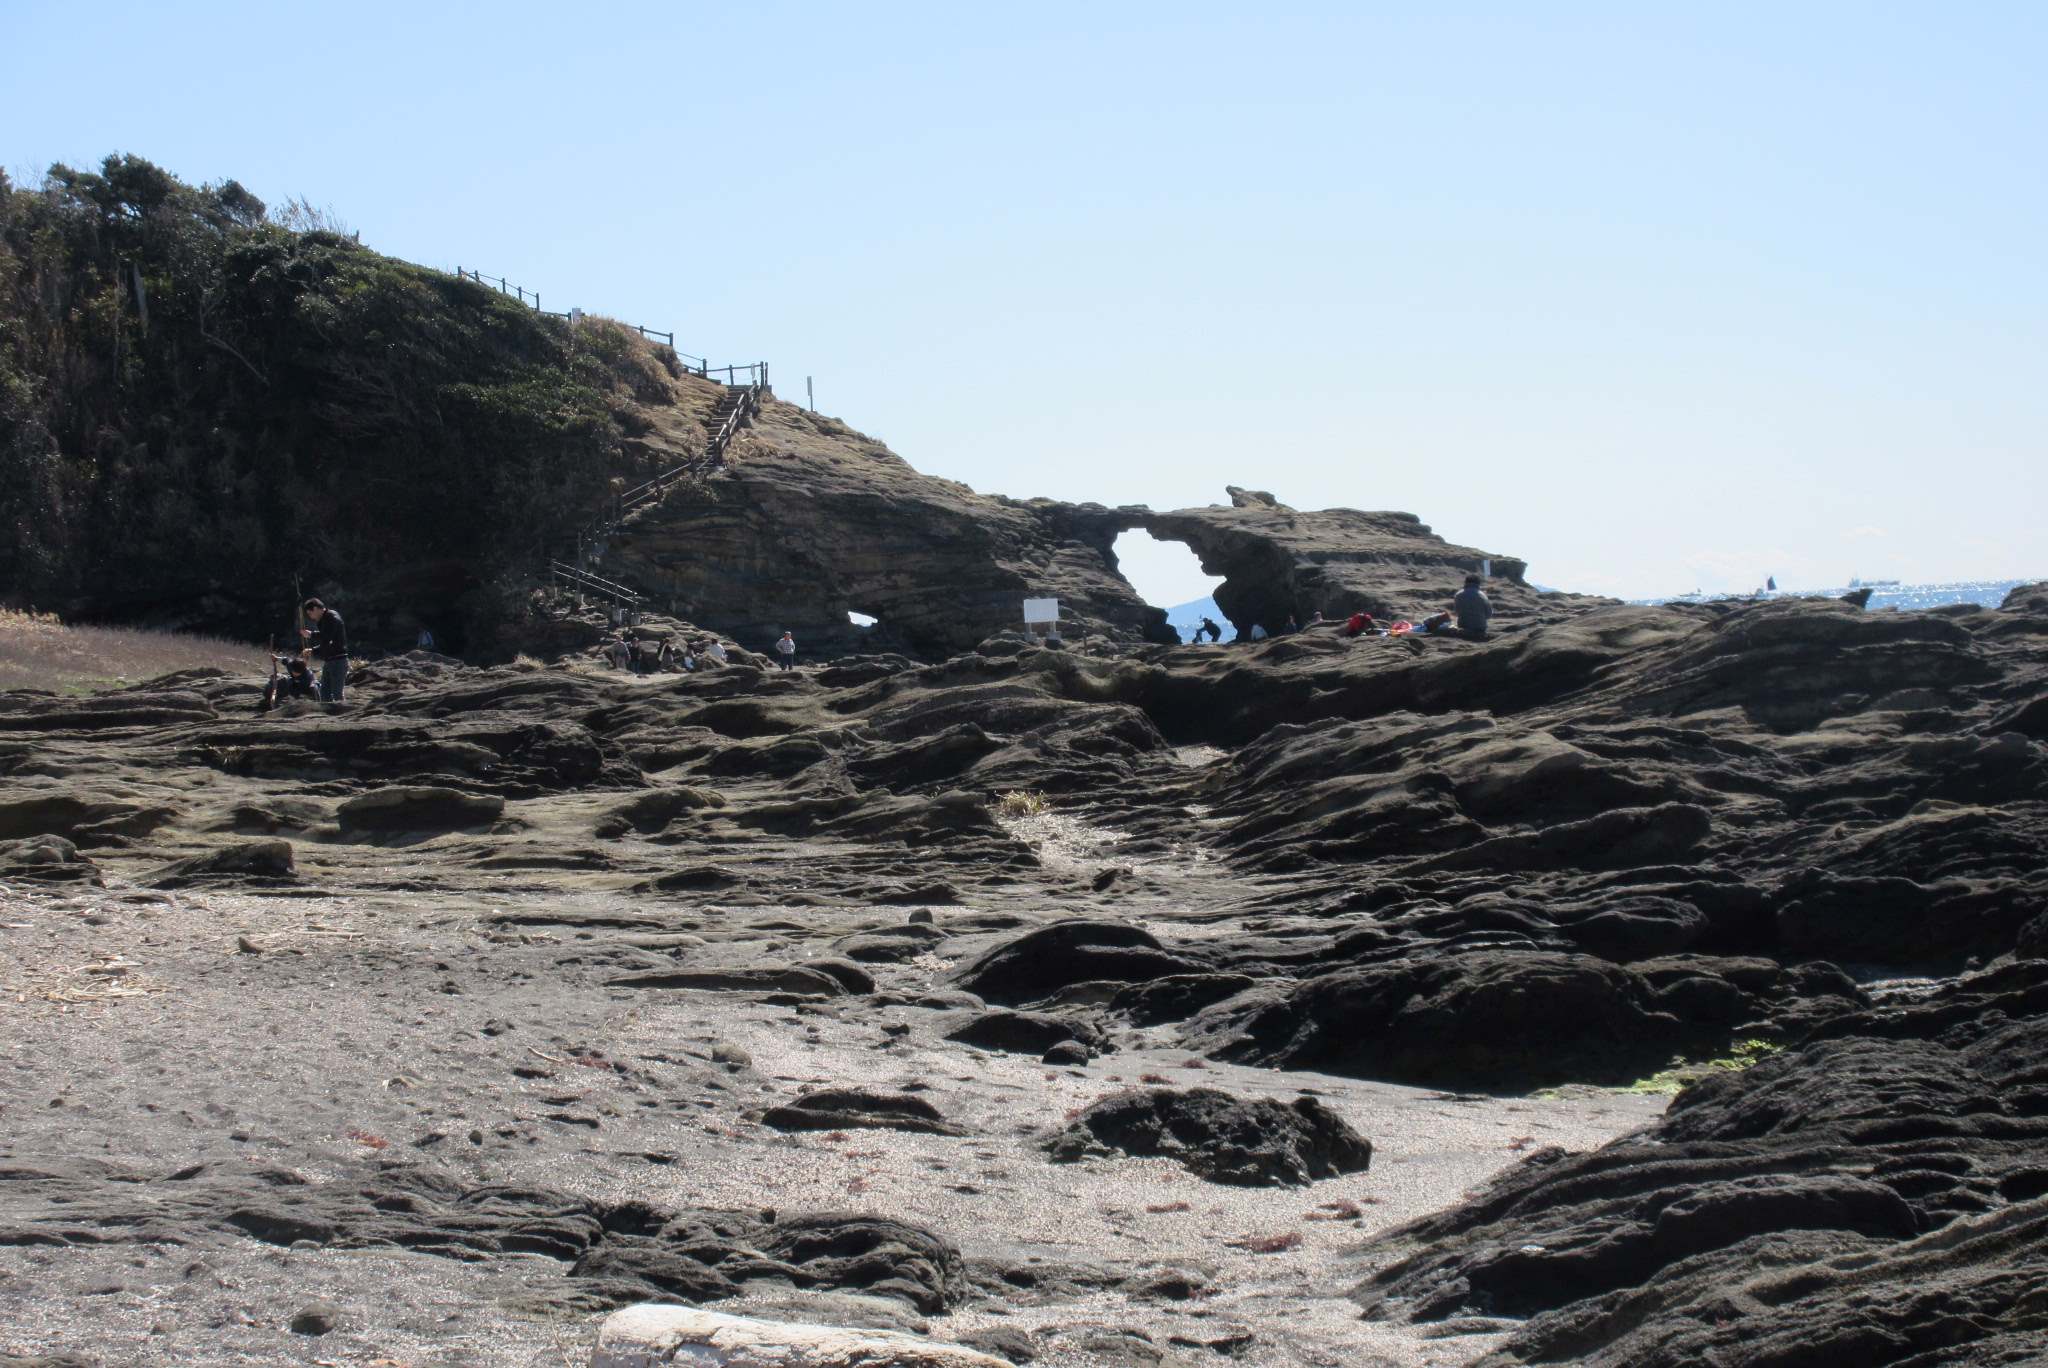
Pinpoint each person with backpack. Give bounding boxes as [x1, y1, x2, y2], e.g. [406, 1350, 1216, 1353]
[774, 631, 797, 670]
[299, 598, 349, 702]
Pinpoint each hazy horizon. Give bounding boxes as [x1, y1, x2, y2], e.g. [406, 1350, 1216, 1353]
[8, 2, 2043, 605]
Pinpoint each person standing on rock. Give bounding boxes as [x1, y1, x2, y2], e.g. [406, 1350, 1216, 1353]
[299, 598, 349, 702]
[1453, 574, 1493, 640]
[774, 632, 797, 670]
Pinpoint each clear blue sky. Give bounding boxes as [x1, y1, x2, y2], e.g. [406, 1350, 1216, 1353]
[8, 1, 2044, 603]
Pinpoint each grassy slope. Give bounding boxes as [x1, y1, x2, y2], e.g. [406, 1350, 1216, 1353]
[0, 608, 267, 695]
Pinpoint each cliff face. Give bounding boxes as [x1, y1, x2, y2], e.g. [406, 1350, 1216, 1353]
[604, 393, 1547, 657]
[602, 398, 1165, 656]
[0, 156, 697, 653]
[2, 154, 1556, 661]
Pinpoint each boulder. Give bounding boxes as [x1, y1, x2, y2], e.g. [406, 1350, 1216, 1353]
[1183, 951, 1683, 1089]
[756, 1213, 968, 1313]
[335, 786, 505, 832]
[594, 786, 725, 837]
[592, 1306, 1014, 1367]
[761, 1089, 965, 1136]
[833, 924, 948, 963]
[950, 920, 1210, 1005]
[1110, 973, 1259, 1024]
[0, 834, 103, 885]
[946, 1010, 1107, 1058]
[0, 794, 175, 844]
[150, 840, 295, 889]
[1047, 1088, 1371, 1186]
[604, 966, 849, 997]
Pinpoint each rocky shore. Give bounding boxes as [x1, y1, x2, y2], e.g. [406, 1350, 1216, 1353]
[2, 572, 2044, 1365]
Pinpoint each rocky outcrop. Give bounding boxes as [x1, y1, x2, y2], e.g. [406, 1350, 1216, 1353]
[1353, 963, 2048, 1366]
[1047, 1088, 1372, 1187]
[0, 1158, 971, 1319]
[602, 396, 1546, 656]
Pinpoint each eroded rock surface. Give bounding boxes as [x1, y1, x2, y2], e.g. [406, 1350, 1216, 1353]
[2, 567, 2043, 1367]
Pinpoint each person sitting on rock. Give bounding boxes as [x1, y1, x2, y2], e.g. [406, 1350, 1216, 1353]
[638, 636, 661, 674]
[1250, 622, 1269, 641]
[260, 655, 319, 711]
[657, 640, 676, 671]
[707, 640, 729, 665]
[1452, 574, 1493, 640]
[1344, 612, 1379, 637]
[775, 631, 797, 670]
[681, 643, 697, 671]
[1284, 614, 1300, 633]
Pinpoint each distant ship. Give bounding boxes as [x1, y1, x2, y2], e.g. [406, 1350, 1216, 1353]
[1848, 577, 1901, 589]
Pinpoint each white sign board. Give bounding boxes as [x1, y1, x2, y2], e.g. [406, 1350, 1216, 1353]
[1023, 597, 1060, 625]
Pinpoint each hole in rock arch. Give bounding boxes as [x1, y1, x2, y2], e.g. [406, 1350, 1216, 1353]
[847, 611, 878, 628]
[1112, 530, 1223, 643]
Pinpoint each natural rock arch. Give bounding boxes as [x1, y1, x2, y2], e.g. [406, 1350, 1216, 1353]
[604, 397, 1528, 658]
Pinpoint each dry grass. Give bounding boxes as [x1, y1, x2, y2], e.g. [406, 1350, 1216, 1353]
[0, 608, 268, 695]
[995, 789, 1051, 818]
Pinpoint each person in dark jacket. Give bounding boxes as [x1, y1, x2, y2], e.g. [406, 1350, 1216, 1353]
[261, 655, 319, 711]
[300, 598, 349, 702]
[1452, 575, 1493, 640]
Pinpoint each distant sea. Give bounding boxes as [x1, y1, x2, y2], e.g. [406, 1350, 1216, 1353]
[1161, 580, 2038, 643]
[1164, 596, 1223, 643]
[1635, 580, 2035, 612]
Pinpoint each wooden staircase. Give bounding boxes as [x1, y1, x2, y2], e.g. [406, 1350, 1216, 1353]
[544, 375, 767, 611]
[618, 381, 762, 515]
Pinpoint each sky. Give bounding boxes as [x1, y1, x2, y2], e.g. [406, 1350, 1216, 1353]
[7, 1, 2045, 604]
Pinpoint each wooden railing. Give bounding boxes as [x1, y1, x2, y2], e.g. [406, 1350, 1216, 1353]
[455, 267, 544, 310]
[454, 267, 718, 368]
[464, 264, 774, 607]
[549, 559, 643, 608]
